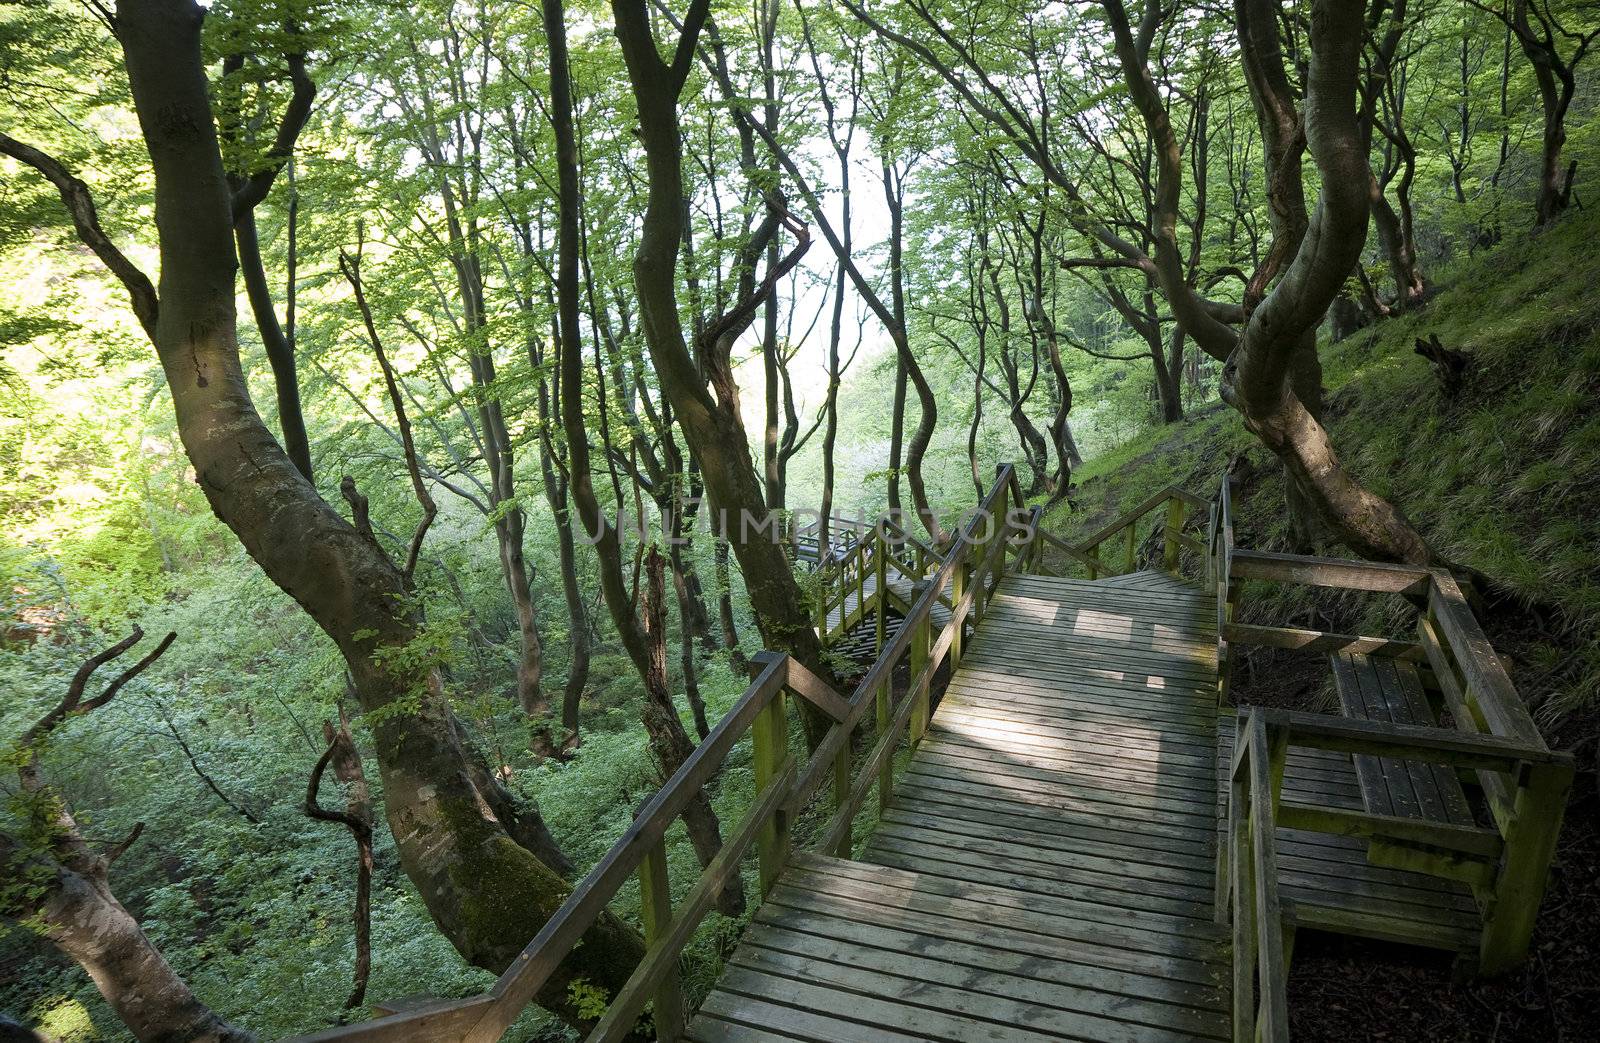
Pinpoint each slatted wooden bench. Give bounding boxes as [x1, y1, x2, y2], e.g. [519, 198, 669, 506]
[1329, 652, 1475, 828]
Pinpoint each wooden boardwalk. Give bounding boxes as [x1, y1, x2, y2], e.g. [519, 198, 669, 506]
[1215, 715, 1480, 951]
[689, 571, 1234, 1042]
[303, 475, 1570, 1043]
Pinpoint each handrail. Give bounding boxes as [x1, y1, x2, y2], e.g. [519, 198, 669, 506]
[1028, 483, 1207, 580]
[303, 466, 1023, 1043]
[817, 474, 1018, 855]
[1213, 471, 1574, 976]
[1228, 710, 1290, 1043]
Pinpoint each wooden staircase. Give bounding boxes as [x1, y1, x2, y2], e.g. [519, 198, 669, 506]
[690, 571, 1233, 1041]
[300, 469, 1571, 1043]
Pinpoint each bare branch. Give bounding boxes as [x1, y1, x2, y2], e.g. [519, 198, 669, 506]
[0, 133, 159, 340]
[339, 248, 438, 586]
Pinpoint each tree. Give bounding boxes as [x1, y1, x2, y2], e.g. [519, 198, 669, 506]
[610, 0, 841, 752]
[1, 628, 252, 1042]
[1470, 0, 1600, 225]
[2, 0, 642, 1028]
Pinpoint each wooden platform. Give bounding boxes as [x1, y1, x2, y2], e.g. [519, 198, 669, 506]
[690, 571, 1234, 1042]
[1215, 714, 1480, 952]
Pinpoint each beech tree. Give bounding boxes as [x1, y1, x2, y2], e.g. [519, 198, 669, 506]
[1, 0, 641, 1029]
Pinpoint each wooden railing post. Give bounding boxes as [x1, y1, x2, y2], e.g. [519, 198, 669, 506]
[1163, 495, 1185, 573]
[637, 838, 685, 1041]
[950, 550, 966, 671]
[874, 529, 887, 654]
[1087, 543, 1100, 580]
[909, 579, 933, 745]
[1478, 760, 1573, 974]
[1123, 520, 1137, 574]
[875, 668, 893, 814]
[815, 564, 829, 650]
[854, 540, 866, 628]
[1230, 728, 1256, 1042]
[752, 686, 790, 896]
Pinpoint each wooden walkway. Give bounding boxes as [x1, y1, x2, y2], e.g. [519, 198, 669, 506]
[1215, 715, 1480, 951]
[303, 474, 1570, 1043]
[689, 571, 1234, 1042]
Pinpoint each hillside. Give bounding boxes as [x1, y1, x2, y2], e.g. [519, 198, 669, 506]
[1041, 211, 1600, 1040]
[1046, 207, 1600, 731]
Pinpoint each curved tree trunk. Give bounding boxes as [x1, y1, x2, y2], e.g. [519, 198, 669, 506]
[611, 0, 840, 752]
[2, 834, 254, 1043]
[84, 3, 644, 1028]
[1223, 0, 1432, 564]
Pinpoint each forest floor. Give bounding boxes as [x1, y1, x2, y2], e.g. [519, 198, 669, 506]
[1042, 210, 1600, 1040]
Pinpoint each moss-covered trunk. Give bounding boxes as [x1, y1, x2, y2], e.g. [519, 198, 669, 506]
[113, 0, 643, 1027]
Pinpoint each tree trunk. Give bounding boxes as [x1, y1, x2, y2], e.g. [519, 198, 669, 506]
[611, 0, 839, 751]
[1, 835, 253, 1043]
[1223, 0, 1433, 565]
[642, 550, 742, 914]
[107, 1, 640, 1025]
[1368, 174, 1427, 310]
[235, 208, 313, 482]
[537, 378, 588, 747]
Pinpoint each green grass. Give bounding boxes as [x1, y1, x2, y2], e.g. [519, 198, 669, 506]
[1041, 209, 1600, 723]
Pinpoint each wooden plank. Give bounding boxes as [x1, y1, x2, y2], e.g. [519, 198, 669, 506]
[925, 722, 1219, 778]
[941, 681, 1219, 729]
[909, 751, 1221, 809]
[787, 856, 1223, 955]
[696, 988, 928, 1043]
[922, 726, 1220, 784]
[995, 584, 1221, 621]
[942, 670, 1217, 717]
[973, 618, 1221, 664]
[980, 603, 1219, 645]
[879, 807, 1214, 874]
[1427, 573, 1544, 746]
[1225, 622, 1424, 660]
[930, 703, 1216, 755]
[1331, 652, 1420, 819]
[738, 925, 1227, 1038]
[1276, 802, 1501, 860]
[1000, 572, 1216, 603]
[957, 649, 1219, 690]
[1246, 716, 1290, 1041]
[865, 830, 1214, 907]
[729, 942, 1223, 1043]
[767, 874, 1223, 985]
[1228, 548, 1432, 595]
[896, 769, 1217, 834]
[1262, 707, 1560, 769]
[713, 964, 1073, 1043]
[905, 760, 1220, 823]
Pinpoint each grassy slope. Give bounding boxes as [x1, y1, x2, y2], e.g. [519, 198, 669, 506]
[1042, 208, 1600, 727]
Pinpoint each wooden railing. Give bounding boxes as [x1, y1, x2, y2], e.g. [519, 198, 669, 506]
[1211, 477, 1575, 977]
[296, 465, 1028, 1043]
[1029, 484, 1211, 580]
[1227, 710, 1290, 1043]
[813, 529, 875, 648]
